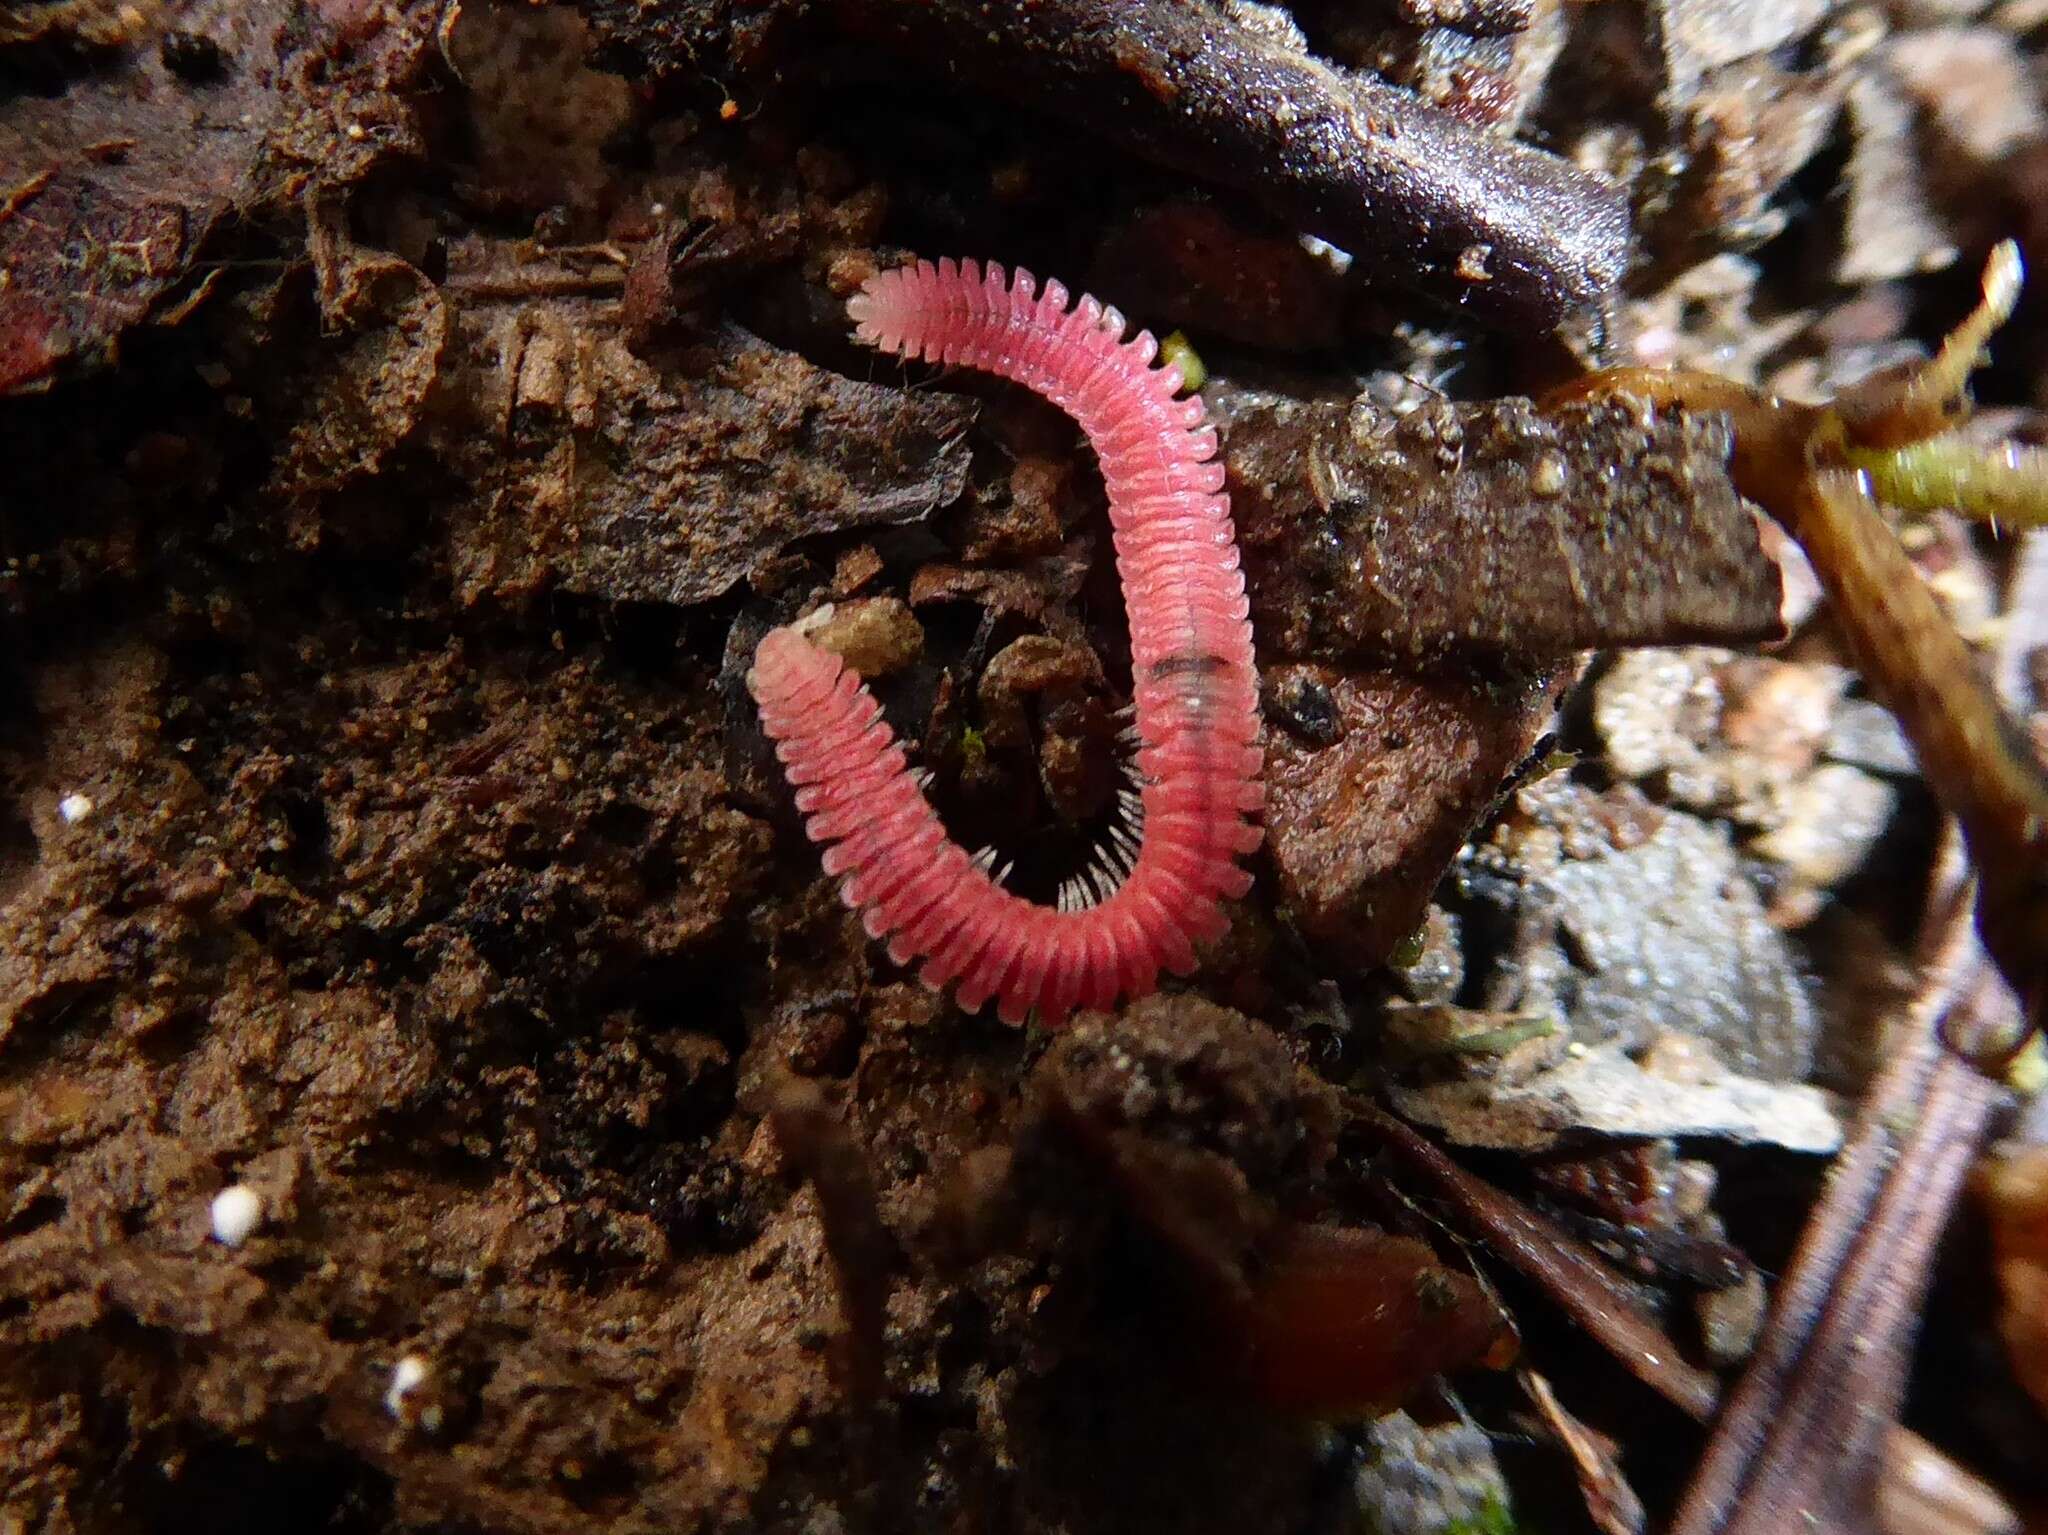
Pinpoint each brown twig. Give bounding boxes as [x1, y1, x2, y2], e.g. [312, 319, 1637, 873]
[1792, 469, 2047, 1057]
[1547, 246, 2048, 1050]
[1347, 1095, 1721, 1422]
[765, 1077, 900, 1404]
[1523, 1368, 1648, 1535]
[441, 269, 628, 300]
[1667, 837, 2012, 1535]
[818, 0, 1628, 334]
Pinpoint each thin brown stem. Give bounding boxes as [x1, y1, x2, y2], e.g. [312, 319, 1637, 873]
[1347, 1098, 1721, 1422]
[1669, 839, 2013, 1535]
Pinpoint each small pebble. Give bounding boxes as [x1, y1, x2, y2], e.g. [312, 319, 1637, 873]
[1752, 763, 1897, 888]
[386, 1354, 430, 1418]
[1352, 1410, 1513, 1535]
[805, 597, 924, 678]
[57, 793, 94, 824]
[209, 1184, 263, 1246]
[1299, 233, 1353, 274]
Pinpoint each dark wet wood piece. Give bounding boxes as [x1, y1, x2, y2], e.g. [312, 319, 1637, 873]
[1221, 391, 1785, 667]
[820, 0, 1631, 334]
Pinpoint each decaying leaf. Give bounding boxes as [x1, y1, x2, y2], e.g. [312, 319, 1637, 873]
[1227, 1220, 1517, 1419]
[0, 0, 436, 394]
[1029, 1001, 1513, 1419]
[1261, 660, 1570, 967]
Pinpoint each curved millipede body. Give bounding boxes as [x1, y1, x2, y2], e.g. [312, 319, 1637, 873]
[747, 258, 1263, 1026]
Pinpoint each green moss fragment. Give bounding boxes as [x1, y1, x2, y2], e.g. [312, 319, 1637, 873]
[1160, 330, 1207, 394]
[1441, 1494, 1521, 1535]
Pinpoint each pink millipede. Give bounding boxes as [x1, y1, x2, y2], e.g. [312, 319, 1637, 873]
[746, 257, 1263, 1027]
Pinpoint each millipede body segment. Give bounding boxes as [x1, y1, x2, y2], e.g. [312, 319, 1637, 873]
[747, 258, 1263, 1026]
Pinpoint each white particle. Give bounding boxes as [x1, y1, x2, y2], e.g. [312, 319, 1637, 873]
[792, 602, 837, 636]
[386, 1354, 431, 1418]
[1300, 234, 1354, 274]
[209, 1184, 263, 1246]
[57, 793, 94, 824]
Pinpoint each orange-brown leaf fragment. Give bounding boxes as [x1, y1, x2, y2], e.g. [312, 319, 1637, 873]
[1230, 1222, 1516, 1419]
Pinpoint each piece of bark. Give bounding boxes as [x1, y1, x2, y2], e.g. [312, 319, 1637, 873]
[1220, 391, 1785, 667]
[440, 317, 975, 607]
